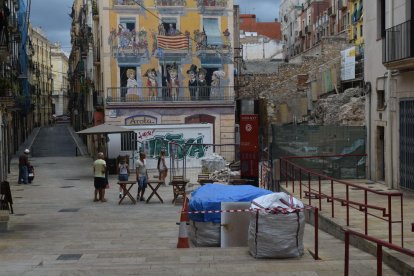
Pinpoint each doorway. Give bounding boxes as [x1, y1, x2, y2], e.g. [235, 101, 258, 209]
[376, 126, 385, 181]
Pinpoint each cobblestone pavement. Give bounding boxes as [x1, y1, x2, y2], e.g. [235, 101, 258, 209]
[0, 126, 400, 275]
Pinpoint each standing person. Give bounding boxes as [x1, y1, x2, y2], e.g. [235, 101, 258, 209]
[18, 149, 30, 184]
[157, 149, 168, 185]
[93, 152, 107, 202]
[136, 152, 148, 201]
[117, 156, 130, 199]
[187, 64, 198, 101]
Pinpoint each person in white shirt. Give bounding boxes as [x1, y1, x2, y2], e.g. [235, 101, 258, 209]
[117, 157, 130, 199]
[136, 152, 148, 201]
[93, 152, 107, 202]
[157, 149, 168, 185]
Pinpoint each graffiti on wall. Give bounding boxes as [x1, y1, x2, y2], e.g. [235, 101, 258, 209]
[142, 133, 208, 159]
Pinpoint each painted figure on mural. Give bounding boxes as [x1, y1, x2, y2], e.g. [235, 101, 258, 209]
[126, 68, 139, 99]
[167, 63, 179, 101]
[187, 64, 198, 101]
[167, 23, 177, 36]
[211, 70, 225, 99]
[198, 67, 209, 100]
[144, 68, 158, 100]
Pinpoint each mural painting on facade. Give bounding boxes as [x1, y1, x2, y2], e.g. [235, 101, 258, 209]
[114, 0, 143, 6]
[119, 67, 141, 101]
[198, 67, 209, 100]
[142, 133, 208, 160]
[187, 64, 198, 100]
[155, 0, 187, 7]
[108, 22, 149, 59]
[143, 68, 158, 100]
[166, 63, 179, 100]
[211, 70, 225, 99]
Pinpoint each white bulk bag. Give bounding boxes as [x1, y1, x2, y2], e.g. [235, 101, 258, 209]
[248, 192, 305, 258]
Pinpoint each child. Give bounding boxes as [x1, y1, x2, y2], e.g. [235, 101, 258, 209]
[117, 157, 130, 199]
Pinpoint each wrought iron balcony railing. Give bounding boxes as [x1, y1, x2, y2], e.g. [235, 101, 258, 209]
[106, 86, 235, 104]
[155, 0, 186, 7]
[383, 19, 414, 68]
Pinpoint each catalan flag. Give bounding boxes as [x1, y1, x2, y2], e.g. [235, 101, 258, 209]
[157, 35, 189, 50]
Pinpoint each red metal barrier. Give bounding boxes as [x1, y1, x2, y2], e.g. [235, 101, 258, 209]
[344, 228, 414, 276]
[280, 155, 404, 246]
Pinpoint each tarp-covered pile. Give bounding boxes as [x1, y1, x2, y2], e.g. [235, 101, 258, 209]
[248, 192, 305, 258]
[189, 184, 272, 247]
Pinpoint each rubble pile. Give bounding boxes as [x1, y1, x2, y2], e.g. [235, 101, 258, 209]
[210, 169, 240, 183]
[310, 88, 365, 126]
[200, 153, 226, 173]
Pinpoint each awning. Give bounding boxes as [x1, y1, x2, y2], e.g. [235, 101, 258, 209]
[76, 123, 133, 135]
[203, 18, 223, 46]
[200, 55, 223, 68]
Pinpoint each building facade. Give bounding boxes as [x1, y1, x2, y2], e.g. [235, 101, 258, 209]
[0, 0, 29, 181]
[28, 26, 53, 127]
[365, 0, 414, 191]
[72, 0, 236, 160]
[51, 43, 69, 116]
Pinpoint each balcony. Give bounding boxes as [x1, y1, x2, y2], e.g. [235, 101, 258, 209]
[383, 20, 414, 70]
[93, 45, 100, 65]
[328, 7, 336, 17]
[155, 0, 186, 14]
[106, 86, 235, 107]
[112, 0, 145, 13]
[108, 27, 149, 64]
[197, 0, 228, 15]
[338, 0, 347, 10]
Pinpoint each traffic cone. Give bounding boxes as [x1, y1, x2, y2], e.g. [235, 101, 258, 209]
[177, 197, 190, 248]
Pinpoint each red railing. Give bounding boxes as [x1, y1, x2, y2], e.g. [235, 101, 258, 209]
[280, 154, 404, 246]
[344, 228, 414, 276]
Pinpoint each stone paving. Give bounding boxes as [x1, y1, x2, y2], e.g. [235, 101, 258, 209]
[0, 125, 404, 275]
[0, 154, 399, 275]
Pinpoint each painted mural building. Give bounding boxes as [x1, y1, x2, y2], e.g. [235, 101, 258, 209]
[74, 0, 236, 160]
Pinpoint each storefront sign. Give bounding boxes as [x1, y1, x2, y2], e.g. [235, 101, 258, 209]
[125, 115, 157, 126]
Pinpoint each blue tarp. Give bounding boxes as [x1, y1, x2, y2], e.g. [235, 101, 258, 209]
[189, 184, 272, 223]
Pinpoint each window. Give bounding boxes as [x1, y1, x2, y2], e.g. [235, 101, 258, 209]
[203, 18, 222, 46]
[360, 25, 363, 37]
[121, 132, 137, 151]
[377, 90, 385, 110]
[377, 0, 386, 39]
[161, 18, 178, 36]
[118, 18, 136, 48]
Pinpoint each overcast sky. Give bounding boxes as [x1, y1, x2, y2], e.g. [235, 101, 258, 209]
[30, 0, 280, 52]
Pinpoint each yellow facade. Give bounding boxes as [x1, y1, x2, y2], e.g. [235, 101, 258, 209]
[348, 0, 364, 46]
[105, 0, 234, 96]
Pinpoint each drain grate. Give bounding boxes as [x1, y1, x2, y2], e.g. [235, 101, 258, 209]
[43, 163, 57, 165]
[350, 187, 362, 190]
[15, 189, 24, 191]
[56, 254, 82, 261]
[14, 196, 23, 198]
[58, 208, 80, 213]
[64, 179, 80, 181]
[14, 214, 26, 216]
[31, 185, 40, 186]
[60, 186, 74, 189]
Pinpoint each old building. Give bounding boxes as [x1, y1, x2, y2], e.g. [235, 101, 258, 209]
[28, 26, 53, 127]
[239, 14, 283, 61]
[51, 43, 69, 116]
[0, 0, 29, 181]
[72, 0, 236, 160]
[365, 0, 414, 191]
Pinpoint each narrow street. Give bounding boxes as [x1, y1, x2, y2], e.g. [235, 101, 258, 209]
[0, 125, 399, 275]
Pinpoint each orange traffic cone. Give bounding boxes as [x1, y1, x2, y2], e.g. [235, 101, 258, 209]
[177, 197, 190, 248]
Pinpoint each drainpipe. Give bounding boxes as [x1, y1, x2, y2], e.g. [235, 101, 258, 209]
[386, 0, 394, 189]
